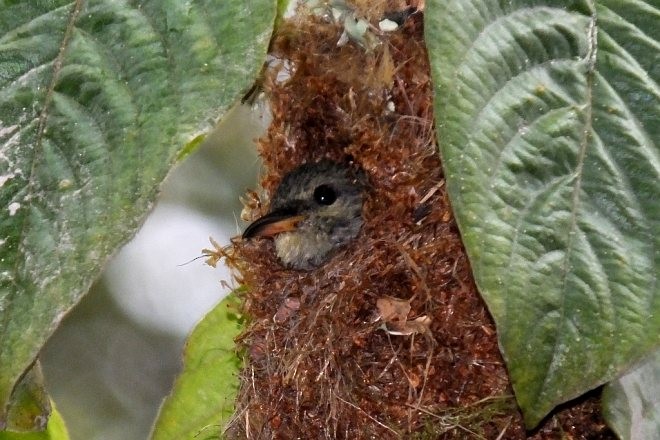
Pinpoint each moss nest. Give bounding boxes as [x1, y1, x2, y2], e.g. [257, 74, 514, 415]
[224, 3, 615, 439]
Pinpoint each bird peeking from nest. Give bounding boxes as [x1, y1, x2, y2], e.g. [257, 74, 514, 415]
[242, 160, 366, 270]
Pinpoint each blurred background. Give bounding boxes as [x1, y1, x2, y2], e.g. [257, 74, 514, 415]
[40, 103, 268, 440]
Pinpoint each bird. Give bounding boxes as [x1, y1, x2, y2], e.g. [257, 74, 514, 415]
[242, 160, 366, 270]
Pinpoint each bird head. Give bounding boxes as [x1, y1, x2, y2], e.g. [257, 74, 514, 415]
[242, 161, 366, 270]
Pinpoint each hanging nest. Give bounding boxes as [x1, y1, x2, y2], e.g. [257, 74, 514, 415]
[225, 2, 614, 439]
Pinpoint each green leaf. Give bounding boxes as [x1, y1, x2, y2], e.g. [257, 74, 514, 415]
[426, 0, 659, 427]
[150, 292, 243, 440]
[5, 363, 50, 432]
[0, 401, 69, 440]
[602, 349, 660, 440]
[0, 0, 275, 424]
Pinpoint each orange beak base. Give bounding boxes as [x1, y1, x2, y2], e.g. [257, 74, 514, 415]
[243, 211, 305, 239]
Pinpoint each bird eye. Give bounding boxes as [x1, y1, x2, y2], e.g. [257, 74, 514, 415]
[313, 184, 337, 205]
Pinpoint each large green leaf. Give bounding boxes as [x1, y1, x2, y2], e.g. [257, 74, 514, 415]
[426, 0, 659, 427]
[0, 0, 275, 425]
[150, 292, 243, 440]
[602, 349, 660, 440]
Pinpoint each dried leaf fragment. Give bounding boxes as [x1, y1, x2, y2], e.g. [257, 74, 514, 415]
[382, 315, 432, 336]
[376, 296, 431, 336]
[240, 189, 265, 222]
[376, 296, 411, 323]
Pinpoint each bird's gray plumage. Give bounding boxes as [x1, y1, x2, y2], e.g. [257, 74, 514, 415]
[243, 161, 365, 270]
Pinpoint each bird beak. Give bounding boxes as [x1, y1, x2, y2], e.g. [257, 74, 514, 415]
[242, 210, 306, 239]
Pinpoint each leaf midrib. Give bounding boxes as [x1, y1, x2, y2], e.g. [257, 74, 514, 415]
[1, 0, 84, 395]
[535, 12, 599, 410]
